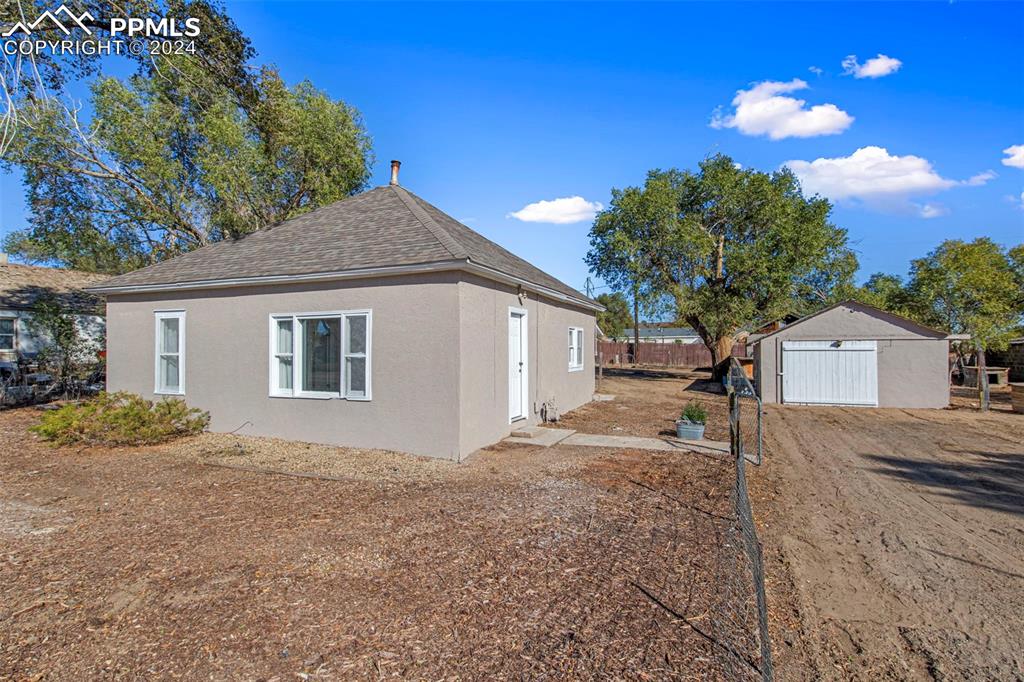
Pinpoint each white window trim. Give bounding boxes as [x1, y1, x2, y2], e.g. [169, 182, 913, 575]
[568, 326, 584, 372]
[268, 309, 372, 401]
[154, 310, 185, 395]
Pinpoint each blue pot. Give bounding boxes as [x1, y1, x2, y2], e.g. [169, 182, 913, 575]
[676, 420, 705, 440]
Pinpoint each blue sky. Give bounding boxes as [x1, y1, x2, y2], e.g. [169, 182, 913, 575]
[2, 1, 1022, 298]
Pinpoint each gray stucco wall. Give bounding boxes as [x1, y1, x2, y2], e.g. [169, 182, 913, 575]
[457, 275, 595, 456]
[754, 304, 950, 408]
[105, 271, 596, 460]
[106, 273, 464, 459]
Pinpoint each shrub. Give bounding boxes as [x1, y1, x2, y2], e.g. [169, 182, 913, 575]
[30, 392, 210, 447]
[680, 400, 708, 425]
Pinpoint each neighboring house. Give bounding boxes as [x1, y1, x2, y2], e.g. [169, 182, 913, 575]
[749, 300, 960, 408]
[990, 338, 1024, 382]
[752, 313, 802, 335]
[613, 326, 702, 344]
[0, 257, 107, 369]
[89, 164, 601, 461]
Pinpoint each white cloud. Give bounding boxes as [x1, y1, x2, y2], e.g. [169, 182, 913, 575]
[506, 196, 603, 224]
[842, 54, 902, 79]
[808, 66, 823, 76]
[918, 203, 948, 219]
[1007, 192, 1024, 210]
[710, 79, 854, 140]
[1002, 144, 1024, 169]
[784, 146, 955, 201]
[964, 170, 997, 186]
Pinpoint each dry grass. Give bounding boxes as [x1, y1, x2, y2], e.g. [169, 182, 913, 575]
[563, 367, 731, 442]
[0, 379, 748, 680]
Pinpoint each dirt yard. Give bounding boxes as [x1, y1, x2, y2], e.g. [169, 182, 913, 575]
[0, 373, 755, 680]
[561, 367, 731, 442]
[753, 404, 1024, 681]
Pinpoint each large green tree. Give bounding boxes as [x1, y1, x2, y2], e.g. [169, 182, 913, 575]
[847, 273, 917, 318]
[1, 1, 372, 273]
[587, 154, 856, 371]
[595, 292, 633, 338]
[908, 238, 1023, 352]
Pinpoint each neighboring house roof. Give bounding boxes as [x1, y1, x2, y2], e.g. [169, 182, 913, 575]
[0, 262, 107, 314]
[750, 300, 951, 343]
[620, 327, 699, 337]
[88, 185, 600, 311]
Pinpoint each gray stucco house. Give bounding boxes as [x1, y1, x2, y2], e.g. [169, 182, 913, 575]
[750, 301, 956, 408]
[89, 165, 600, 460]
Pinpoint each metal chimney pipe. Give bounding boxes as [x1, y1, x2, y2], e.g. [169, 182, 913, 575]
[390, 160, 401, 186]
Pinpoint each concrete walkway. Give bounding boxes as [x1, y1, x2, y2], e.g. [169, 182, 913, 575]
[562, 432, 729, 455]
[504, 426, 729, 456]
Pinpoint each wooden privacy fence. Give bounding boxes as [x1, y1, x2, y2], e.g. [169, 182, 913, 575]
[598, 340, 747, 367]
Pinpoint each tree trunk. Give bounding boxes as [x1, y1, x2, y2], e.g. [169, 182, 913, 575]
[710, 335, 735, 380]
[978, 346, 989, 412]
[633, 286, 640, 366]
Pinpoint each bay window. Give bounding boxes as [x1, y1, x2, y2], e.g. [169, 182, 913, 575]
[270, 310, 371, 400]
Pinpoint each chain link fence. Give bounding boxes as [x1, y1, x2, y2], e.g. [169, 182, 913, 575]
[725, 359, 763, 465]
[708, 358, 773, 681]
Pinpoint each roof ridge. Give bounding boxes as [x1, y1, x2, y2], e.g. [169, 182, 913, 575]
[390, 186, 468, 260]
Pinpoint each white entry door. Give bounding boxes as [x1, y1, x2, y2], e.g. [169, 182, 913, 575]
[782, 340, 878, 406]
[508, 308, 528, 421]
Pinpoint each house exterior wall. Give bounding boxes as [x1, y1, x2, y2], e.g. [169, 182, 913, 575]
[0, 309, 105, 364]
[754, 304, 949, 408]
[105, 271, 597, 460]
[456, 275, 595, 456]
[105, 273, 464, 459]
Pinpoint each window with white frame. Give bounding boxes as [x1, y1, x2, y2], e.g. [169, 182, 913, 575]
[270, 310, 371, 399]
[0, 318, 15, 351]
[568, 326, 584, 371]
[154, 311, 185, 394]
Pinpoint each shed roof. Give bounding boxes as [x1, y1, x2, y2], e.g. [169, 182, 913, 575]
[0, 262, 107, 313]
[751, 300, 950, 343]
[89, 185, 598, 310]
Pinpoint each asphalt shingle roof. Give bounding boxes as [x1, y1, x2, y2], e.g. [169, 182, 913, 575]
[0, 263, 107, 313]
[90, 185, 593, 305]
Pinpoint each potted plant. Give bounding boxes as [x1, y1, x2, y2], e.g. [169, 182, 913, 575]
[676, 400, 707, 440]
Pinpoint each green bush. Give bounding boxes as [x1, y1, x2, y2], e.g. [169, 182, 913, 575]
[30, 392, 210, 447]
[680, 400, 708, 425]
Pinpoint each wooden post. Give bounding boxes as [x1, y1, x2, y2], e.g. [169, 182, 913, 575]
[978, 346, 989, 412]
[598, 351, 603, 391]
[633, 285, 640, 367]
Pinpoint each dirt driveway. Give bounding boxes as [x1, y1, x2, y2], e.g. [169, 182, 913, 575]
[754, 405, 1024, 681]
[0, 372, 755, 680]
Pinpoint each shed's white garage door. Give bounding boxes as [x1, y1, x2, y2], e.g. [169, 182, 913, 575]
[782, 340, 878, 406]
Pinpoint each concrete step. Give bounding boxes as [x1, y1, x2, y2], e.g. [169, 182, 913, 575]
[510, 424, 544, 439]
[505, 427, 576, 447]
